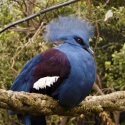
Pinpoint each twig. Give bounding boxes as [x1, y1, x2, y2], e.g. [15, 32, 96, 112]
[95, 42, 119, 50]
[94, 19, 100, 52]
[0, 0, 81, 34]
[103, 0, 110, 7]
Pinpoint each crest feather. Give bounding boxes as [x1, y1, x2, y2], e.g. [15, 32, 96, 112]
[43, 16, 94, 42]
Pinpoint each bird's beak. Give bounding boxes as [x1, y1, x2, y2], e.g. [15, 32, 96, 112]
[86, 47, 94, 55]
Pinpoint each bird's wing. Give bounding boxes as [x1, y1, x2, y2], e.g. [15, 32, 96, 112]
[10, 49, 70, 94]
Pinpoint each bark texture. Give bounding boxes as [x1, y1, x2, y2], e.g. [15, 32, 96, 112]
[0, 89, 125, 116]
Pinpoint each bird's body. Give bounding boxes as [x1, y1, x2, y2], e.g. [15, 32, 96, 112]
[10, 16, 96, 125]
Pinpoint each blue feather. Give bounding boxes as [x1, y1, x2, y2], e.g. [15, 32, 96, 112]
[23, 115, 31, 125]
[18, 115, 46, 125]
[10, 54, 42, 92]
[43, 16, 94, 47]
[52, 42, 96, 107]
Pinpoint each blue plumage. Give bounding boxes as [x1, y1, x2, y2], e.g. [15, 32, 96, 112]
[53, 43, 96, 107]
[44, 16, 94, 46]
[10, 54, 42, 92]
[10, 16, 96, 125]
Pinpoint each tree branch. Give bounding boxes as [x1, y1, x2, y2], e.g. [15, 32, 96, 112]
[0, 0, 81, 34]
[0, 89, 125, 116]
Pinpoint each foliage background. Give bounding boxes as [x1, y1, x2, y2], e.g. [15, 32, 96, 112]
[0, 0, 125, 124]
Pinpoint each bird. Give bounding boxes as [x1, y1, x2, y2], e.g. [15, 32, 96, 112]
[9, 16, 96, 125]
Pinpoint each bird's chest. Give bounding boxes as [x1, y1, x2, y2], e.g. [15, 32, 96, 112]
[53, 45, 96, 107]
[56, 45, 93, 75]
[55, 44, 96, 88]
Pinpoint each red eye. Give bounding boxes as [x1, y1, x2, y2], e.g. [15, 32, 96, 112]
[77, 38, 82, 44]
[74, 37, 84, 45]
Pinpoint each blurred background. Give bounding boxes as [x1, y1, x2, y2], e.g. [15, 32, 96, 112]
[0, 0, 125, 124]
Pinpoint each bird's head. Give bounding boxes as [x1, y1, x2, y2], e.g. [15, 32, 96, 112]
[43, 16, 94, 55]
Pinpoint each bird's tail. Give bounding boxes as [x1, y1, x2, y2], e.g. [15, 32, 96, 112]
[17, 114, 46, 125]
[30, 115, 46, 125]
